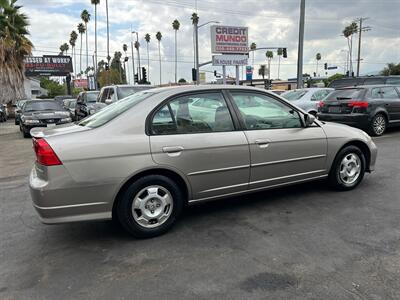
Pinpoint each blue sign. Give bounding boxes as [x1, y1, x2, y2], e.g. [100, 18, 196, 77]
[246, 66, 253, 81]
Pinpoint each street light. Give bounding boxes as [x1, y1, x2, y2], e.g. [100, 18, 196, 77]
[194, 20, 220, 84]
[132, 30, 141, 82]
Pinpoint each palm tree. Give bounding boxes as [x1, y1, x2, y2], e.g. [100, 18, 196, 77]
[156, 31, 162, 85]
[0, 0, 33, 105]
[145, 33, 151, 81]
[315, 53, 321, 76]
[70, 30, 78, 76]
[277, 48, 283, 79]
[63, 43, 69, 55]
[77, 23, 86, 74]
[258, 65, 266, 79]
[105, 0, 110, 67]
[250, 42, 257, 66]
[59, 44, 65, 55]
[80, 9, 90, 71]
[265, 51, 273, 80]
[91, 0, 100, 75]
[134, 39, 141, 81]
[123, 43, 128, 83]
[191, 13, 199, 70]
[172, 19, 180, 83]
[343, 22, 358, 74]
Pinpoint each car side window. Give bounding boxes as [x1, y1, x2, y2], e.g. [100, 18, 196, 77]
[100, 89, 109, 103]
[380, 87, 399, 99]
[151, 92, 234, 135]
[108, 88, 115, 100]
[230, 92, 302, 130]
[311, 90, 325, 101]
[370, 88, 381, 99]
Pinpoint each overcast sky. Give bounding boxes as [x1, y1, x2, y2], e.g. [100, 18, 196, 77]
[20, 0, 400, 84]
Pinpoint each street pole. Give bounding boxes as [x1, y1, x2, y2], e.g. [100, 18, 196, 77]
[195, 23, 200, 85]
[356, 17, 370, 77]
[235, 65, 239, 85]
[131, 29, 135, 85]
[296, 0, 305, 89]
[222, 65, 226, 84]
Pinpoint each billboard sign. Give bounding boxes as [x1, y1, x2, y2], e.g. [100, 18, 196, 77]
[212, 55, 248, 66]
[25, 56, 73, 76]
[74, 79, 88, 89]
[211, 25, 248, 54]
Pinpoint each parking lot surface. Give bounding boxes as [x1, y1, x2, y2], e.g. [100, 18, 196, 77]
[1, 120, 400, 300]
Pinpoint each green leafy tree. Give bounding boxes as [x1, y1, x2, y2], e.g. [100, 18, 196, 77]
[380, 63, 400, 76]
[172, 19, 180, 83]
[323, 73, 344, 87]
[40, 78, 66, 98]
[70, 30, 78, 75]
[258, 64, 266, 79]
[315, 53, 321, 76]
[178, 78, 186, 83]
[0, 0, 33, 105]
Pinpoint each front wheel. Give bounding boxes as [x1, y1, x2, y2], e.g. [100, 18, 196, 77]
[116, 175, 185, 238]
[328, 145, 366, 191]
[369, 113, 387, 136]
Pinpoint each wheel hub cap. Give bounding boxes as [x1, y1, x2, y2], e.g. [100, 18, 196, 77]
[132, 185, 173, 229]
[373, 116, 385, 135]
[339, 153, 361, 186]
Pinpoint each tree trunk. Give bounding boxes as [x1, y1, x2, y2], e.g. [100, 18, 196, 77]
[278, 55, 281, 79]
[80, 34, 83, 73]
[159, 41, 161, 85]
[147, 43, 150, 82]
[175, 30, 177, 83]
[85, 22, 89, 74]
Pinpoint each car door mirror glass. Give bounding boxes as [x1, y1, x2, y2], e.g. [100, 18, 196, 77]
[105, 99, 113, 105]
[304, 113, 316, 127]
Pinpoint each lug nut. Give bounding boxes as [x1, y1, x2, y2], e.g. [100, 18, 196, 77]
[151, 210, 154, 213]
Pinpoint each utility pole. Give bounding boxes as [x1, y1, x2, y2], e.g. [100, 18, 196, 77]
[195, 23, 199, 85]
[296, 0, 305, 89]
[355, 17, 371, 77]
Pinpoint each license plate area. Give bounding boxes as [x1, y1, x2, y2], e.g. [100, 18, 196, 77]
[328, 106, 341, 113]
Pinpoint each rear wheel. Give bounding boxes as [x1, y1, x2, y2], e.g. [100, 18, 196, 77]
[116, 175, 184, 238]
[369, 113, 387, 136]
[329, 145, 366, 190]
[21, 125, 30, 138]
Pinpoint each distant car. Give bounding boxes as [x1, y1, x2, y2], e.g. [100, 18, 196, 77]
[19, 100, 72, 138]
[0, 104, 7, 122]
[328, 76, 400, 88]
[318, 85, 400, 136]
[74, 91, 100, 120]
[98, 85, 154, 105]
[281, 88, 333, 116]
[63, 99, 77, 121]
[54, 95, 72, 105]
[29, 85, 377, 238]
[14, 99, 28, 125]
[270, 90, 287, 95]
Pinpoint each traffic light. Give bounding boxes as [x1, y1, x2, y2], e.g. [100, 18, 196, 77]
[313, 72, 316, 77]
[324, 63, 328, 70]
[142, 67, 147, 83]
[214, 70, 217, 77]
[282, 48, 287, 58]
[105, 63, 109, 71]
[124, 56, 129, 62]
[134, 73, 138, 83]
[192, 68, 197, 82]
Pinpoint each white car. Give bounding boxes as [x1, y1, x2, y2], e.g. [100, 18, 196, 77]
[281, 88, 333, 116]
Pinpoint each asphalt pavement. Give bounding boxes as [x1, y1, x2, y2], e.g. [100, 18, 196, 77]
[1, 119, 400, 300]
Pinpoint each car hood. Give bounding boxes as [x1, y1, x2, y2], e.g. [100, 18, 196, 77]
[30, 123, 90, 138]
[23, 110, 70, 119]
[320, 120, 372, 141]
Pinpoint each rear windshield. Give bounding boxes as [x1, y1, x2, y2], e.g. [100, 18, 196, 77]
[326, 89, 365, 100]
[24, 101, 63, 112]
[281, 90, 308, 101]
[78, 91, 154, 128]
[117, 86, 152, 99]
[86, 92, 99, 102]
[386, 77, 400, 85]
[329, 79, 361, 88]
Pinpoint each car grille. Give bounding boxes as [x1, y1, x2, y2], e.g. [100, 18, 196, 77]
[43, 119, 60, 124]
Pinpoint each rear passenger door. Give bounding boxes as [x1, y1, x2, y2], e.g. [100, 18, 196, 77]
[380, 87, 400, 121]
[149, 91, 250, 200]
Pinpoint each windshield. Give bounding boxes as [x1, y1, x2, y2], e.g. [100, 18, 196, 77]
[86, 92, 99, 102]
[78, 91, 154, 128]
[326, 88, 365, 100]
[117, 86, 151, 99]
[24, 101, 64, 112]
[281, 90, 308, 101]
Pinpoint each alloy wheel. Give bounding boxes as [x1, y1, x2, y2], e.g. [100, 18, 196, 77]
[373, 115, 386, 135]
[339, 153, 361, 186]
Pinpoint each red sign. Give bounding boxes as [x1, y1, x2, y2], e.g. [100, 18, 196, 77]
[74, 79, 88, 88]
[211, 25, 249, 54]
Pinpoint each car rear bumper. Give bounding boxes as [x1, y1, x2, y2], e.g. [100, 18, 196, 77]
[29, 163, 115, 224]
[318, 113, 370, 129]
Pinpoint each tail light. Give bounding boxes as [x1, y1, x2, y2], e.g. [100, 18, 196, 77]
[32, 138, 62, 166]
[318, 101, 325, 108]
[348, 101, 369, 108]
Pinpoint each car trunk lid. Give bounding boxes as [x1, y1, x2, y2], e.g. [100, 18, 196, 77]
[319, 88, 367, 114]
[30, 124, 90, 139]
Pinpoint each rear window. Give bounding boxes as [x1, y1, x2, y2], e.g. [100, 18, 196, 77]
[24, 101, 63, 111]
[386, 77, 400, 85]
[78, 91, 154, 128]
[281, 90, 308, 101]
[86, 93, 99, 102]
[329, 78, 361, 88]
[326, 89, 365, 100]
[117, 86, 152, 99]
[364, 78, 384, 85]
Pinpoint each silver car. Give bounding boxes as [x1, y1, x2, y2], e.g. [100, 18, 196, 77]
[29, 86, 377, 238]
[281, 88, 334, 116]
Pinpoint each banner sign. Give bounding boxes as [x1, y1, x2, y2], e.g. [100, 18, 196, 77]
[25, 56, 73, 76]
[211, 25, 249, 54]
[212, 55, 248, 66]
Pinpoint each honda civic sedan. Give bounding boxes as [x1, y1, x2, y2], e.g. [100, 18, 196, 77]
[29, 86, 377, 238]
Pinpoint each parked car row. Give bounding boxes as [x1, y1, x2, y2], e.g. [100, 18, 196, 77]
[0, 104, 8, 122]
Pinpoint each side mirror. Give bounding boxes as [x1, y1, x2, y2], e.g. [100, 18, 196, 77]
[105, 99, 113, 105]
[304, 113, 316, 127]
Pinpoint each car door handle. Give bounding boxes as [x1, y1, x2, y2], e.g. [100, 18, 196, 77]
[255, 139, 270, 149]
[162, 146, 184, 155]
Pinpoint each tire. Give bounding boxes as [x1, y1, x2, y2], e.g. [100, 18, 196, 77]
[116, 175, 185, 238]
[21, 125, 30, 138]
[328, 145, 366, 191]
[369, 113, 387, 136]
[15, 118, 19, 125]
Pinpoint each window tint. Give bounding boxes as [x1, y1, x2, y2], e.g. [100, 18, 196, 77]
[371, 88, 381, 98]
[386, 78, 400, 85]
[86, 92, 99, 102]
[231, 92, 302, 130]
[380, 87, 399, 99]
[311, 90, 329, 101]
[24, 101, 64, 111]
[326, 88, 365, 100]
[281, 90, 308, 101]
[151, 93, 234, 135]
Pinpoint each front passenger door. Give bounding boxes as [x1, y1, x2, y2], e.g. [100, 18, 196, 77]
[229, 91, 328, 190]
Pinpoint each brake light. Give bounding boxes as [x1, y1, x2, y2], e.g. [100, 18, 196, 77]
[32, 138, 62, 166]
[318, 101, 325, 108]
[348, 101, 369, 108]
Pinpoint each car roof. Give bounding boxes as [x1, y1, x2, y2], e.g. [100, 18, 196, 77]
[336, 84, 400, 90]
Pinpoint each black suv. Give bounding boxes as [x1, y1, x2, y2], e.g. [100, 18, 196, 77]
[75, 91, 100, 120]
[318, 85, 400, 136]
[328, 76, 400, 88]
